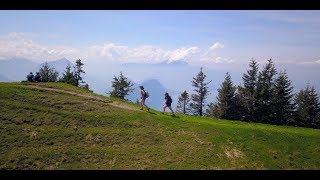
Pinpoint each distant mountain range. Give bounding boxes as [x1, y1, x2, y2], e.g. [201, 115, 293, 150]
[38, 58, 72, 75]
[158, 60, 188, 66]
[0, 58, 38, 81]
[122, 60, 188, 67]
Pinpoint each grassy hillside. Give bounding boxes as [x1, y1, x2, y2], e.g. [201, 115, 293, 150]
[0, 82, 319, 170]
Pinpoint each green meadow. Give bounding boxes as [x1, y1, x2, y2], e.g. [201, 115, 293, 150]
[0, 82, 319, 169]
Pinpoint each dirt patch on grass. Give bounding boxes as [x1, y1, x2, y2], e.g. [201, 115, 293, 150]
[110, 101, 138, 111]
[224, 148, 244, 159]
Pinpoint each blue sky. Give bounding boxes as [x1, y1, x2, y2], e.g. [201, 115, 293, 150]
[0, 10, 320, 67]
[0, 10, 319, 97]
[1, 10, 319, 47]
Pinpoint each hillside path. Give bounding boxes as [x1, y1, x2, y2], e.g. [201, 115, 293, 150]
[19, 84, 139, 111]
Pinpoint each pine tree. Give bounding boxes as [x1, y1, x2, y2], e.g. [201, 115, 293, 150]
[209, 72, 238, 120]
[238, 59, 259, 121]
[109, 71, 134, 100]
[255, 59, 277, 123]
[190, 67, 212, 116]
[294, 85, 320, 128]
[309, 86, 320, 128]
[176, 90, 191, 114]
[74, 59, 85, 86]
[206, 102, 220, 118]
[272, 71, 294, 125]
[38, 62, 59, 82]
[59, 64, 77, 86]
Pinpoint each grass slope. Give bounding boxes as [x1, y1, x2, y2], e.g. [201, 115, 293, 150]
[0, 82, 319, 170]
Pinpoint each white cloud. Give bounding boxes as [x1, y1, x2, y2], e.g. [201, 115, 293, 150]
[81, 44, 167, 63]
[124, 45, 166, 63]
[196, 42, 233, 64]
[0, 32, 77, 62]
[164, 47, 200, 62]
[209, 42, 224, 50]
[0, 33, 232, 66]
[83, 43, 128, 61]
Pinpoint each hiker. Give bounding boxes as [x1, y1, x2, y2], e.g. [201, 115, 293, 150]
[26, 72, 34, 82]
[162, 92, 175, 116]
[34, 72, 41, 82]
[139, 86, 150, 111]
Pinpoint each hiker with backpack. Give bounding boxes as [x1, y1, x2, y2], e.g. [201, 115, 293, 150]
[162, 92, 175, 116]
[139, 86, 150, 111]
[26, 72, 34, 82]
[34, 72, 41, 82]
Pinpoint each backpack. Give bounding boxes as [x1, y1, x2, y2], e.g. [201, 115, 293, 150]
[144, 90, 149, 98]
[167, 96, 172, 104]
[145, 91, 149, 98]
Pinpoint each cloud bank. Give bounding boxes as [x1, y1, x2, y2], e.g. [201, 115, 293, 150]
[1, 32, 319, 66]
[0, 32, 231, 65]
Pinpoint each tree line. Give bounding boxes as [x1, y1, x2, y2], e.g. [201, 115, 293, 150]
[28, 59, 90, 91]
[175, 59, 320, 129]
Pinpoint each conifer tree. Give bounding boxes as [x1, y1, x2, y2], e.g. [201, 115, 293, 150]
[255, 59, 277, 123]
[109, 71, 134, 100]
[38, 62, 59, 82]
[74, 59, 85, 86]
[206, 102, 220, 118]
[209, 72, 239, 120]
[294, 85, 320, 128]
[238, 59, 259, 121]
[176, 90, 191, 114]
[272, 71, 294, 125]
[190, 67, 212, 116]
[59, 64, 77, 86]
